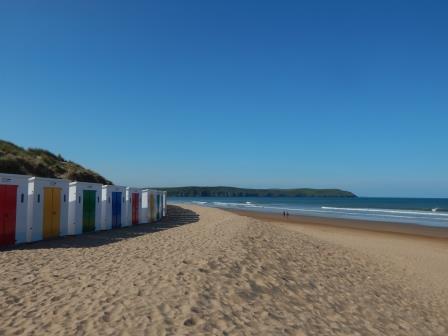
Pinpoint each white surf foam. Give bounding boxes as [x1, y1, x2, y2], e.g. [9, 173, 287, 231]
[321, 206, 448, 217]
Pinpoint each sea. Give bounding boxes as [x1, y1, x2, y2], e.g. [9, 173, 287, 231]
[169, 197, 448, 228]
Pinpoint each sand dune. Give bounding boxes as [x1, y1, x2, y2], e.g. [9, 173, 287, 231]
[1, 205, 447, 335]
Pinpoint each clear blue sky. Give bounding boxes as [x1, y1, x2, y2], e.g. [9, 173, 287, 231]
[1, 1, 447, 197]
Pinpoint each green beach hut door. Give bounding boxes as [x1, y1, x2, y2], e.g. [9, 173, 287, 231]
[82, 190, 96, 232]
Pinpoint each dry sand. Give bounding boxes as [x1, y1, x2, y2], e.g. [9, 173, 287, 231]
[231, 210, 448, 301]
[1, 205, 448, 335]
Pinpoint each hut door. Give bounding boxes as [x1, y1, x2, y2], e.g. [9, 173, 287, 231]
[156, 194, 160, 220]
[43, 187, 61, 239]
[112, 192, 121, 228]
[149, 194, 155, 222]
[83, 190, 96, 232]
[0, 185, 17, 246]
[132, 193, 139, 225]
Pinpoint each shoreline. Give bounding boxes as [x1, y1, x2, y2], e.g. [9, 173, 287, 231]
[1, 204, 448, 334]
[226, 208, 448, 240]
[227, 207, 448, 302]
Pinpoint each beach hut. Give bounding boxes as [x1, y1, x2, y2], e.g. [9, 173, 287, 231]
[125, 187, 141, 226]
[140, 189, 150, 224]
[28, 177, 69, 242]
[101, 185, 126, 230]
[148, 190, 156, 223]
[162, 191, 167, 217]
[0, 173, 30, 246]
[143, 189, 165, 223]
[68, 182, 102, 235]
[156, 191, 163, 221]
[150, 190, 162, 221]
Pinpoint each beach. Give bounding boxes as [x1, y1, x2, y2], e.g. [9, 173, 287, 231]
[229, 209, 448, 303]
[1, 204, 448, 335]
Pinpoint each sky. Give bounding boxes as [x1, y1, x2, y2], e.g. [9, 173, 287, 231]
[0, 0, 447, 197]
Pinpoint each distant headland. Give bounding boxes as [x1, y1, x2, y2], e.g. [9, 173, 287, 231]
[155, 186, 357, 198]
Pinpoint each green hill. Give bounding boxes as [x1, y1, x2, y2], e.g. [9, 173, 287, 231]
[157, 186, 357, 198]
[0, 140, 112, 184]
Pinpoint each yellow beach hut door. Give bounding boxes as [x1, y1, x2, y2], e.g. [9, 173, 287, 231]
[43, 187, 61, 239]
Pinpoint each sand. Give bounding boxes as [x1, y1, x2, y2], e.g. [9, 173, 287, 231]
[1, 205, 448, 335]
[230, 210, 448, 301]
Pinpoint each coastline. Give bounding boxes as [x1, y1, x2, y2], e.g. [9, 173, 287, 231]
[170, 196, 448, 229]
[227, 208, 448, 239]
[1, 205, 448, 335]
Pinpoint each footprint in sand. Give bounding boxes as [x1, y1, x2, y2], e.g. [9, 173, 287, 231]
[183, 317, 196, 326]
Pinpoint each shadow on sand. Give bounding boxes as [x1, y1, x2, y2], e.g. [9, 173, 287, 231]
[2, 205, 199, 251]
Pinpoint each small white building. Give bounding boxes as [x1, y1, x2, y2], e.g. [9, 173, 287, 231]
[68, 181, 102, 235]
[150, 190, 163, 221]
[125, 187, 142, 226]
[27, 177, 69, 242]
[101, 185, 126, 230]
[148, 190, 158, 223]
[162, 191, 167, 217]
[140, 189, 150, 224]
[157, 191, 163, 220]
[0, 173, 30, 246]
[154, 190, 160, 221]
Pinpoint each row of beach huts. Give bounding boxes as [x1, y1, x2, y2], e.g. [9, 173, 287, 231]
[0, 173, 167, 247]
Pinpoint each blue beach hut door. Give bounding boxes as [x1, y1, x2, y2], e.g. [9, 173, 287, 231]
[111, 192, 122, 228]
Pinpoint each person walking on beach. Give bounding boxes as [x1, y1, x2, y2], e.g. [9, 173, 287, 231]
[283, 211, 286, 217]
[286, 211, 289, 218]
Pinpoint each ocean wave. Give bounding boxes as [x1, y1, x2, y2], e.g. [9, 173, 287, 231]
[431, 208, 448, 213]
[321, 206, 448, 217]
[179, 200, 448, 226]
[211, 201, 262, 208]
[206, 202, 448, 219]
[258, 206, 448, 221]
[205, 202, 448, 222]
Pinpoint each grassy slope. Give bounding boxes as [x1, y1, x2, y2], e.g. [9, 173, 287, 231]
[0, 140, 112, 184]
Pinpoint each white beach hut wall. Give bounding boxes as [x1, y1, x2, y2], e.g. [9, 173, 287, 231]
[68, 181, 102, 235]
[154, 190, 161, 221]
[101, 185, 126, 230]
[0, 173, 30, 246]
[140, 189, 150, 224]
[162, 191, 167, 217]
[27, 177, 69, 242]
[148, 190, 157, 223]
[151, 190, 157, 222]
[151, 190, 162, 221]
[125, 187, 142, 226]
[159, 191, 164, 219]
[157, 191, 164, 220]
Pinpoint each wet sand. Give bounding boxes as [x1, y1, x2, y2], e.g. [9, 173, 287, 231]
[1, 205, 447, 335]
[228, 209, 448, 239]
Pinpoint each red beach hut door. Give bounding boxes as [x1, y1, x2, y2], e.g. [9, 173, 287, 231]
[132, 193, 139, 225]
[0, 185, 17, 246]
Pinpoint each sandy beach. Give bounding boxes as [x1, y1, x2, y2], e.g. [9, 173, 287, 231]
[1, 205, 448, 335]
[229, 210, 448, 299]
